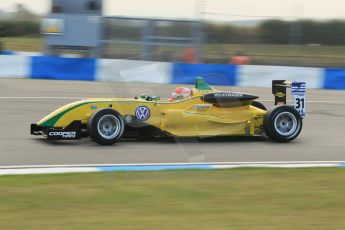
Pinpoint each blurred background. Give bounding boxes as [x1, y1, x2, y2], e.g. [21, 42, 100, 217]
[0, 0, 344, 67]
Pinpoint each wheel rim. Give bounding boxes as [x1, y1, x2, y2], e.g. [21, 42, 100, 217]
[274, 112, 298, 136]
[97, 115, 121, 139]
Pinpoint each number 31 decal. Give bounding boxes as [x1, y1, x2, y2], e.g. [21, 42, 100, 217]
[293, 96, 306, 117]
[295, 98, 305, 109]
[291, 82, 306, 117]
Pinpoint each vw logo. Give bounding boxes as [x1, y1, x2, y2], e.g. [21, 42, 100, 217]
[135, 106, 151, 121]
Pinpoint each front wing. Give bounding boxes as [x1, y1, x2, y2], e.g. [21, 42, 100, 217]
[31, 121, 82, 140]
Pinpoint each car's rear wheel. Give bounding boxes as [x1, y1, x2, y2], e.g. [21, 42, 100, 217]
[264, 105, 302, 142]
[88, 109, 125, 145]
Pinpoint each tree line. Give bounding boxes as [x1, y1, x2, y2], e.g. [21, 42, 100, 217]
[206, 20, 345, 45]
[0, 21, 40, 37]
[1, 19, 345, 45]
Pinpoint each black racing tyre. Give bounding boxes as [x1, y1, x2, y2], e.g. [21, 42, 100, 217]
[251, 101, 267, 111]
[88, 109, 125, 145]
[264, 105, 303, 142]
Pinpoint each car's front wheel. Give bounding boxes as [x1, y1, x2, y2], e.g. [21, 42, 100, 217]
[264, 105, 303, 142]
[88, 109, 125, 145]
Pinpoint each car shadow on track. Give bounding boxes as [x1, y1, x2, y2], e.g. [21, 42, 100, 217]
[125, 136, 269, 143]
[32, 135, 271, 146]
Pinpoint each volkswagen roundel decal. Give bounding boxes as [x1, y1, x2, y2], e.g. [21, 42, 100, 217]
[135, 106, 151, 121]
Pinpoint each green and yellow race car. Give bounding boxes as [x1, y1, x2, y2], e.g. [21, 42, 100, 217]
[31, 77, 306, 145]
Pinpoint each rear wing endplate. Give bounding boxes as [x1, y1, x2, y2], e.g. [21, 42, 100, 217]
[272, 80, 306, 117]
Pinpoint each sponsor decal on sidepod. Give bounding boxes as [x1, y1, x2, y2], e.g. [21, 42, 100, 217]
[135, 106, 151, 121]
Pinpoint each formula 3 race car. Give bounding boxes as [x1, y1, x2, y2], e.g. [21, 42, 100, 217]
[31, 77, 306, 145]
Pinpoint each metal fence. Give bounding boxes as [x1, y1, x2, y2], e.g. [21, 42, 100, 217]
[100, 16, 203, 62]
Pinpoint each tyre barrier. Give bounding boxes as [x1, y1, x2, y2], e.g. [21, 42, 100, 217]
[0, 54, 345, 90]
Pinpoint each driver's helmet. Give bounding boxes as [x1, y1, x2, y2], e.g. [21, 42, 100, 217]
[169, 87, 192, 101]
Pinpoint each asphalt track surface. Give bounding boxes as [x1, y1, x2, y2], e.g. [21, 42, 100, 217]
[0, 79, 344, 166]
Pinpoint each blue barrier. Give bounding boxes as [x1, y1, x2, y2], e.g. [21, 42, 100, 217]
[172, 63, 237, 86]
[30, 56, 96, 81]
[0, 50, 14, 55]
[1, 53, 345, 90]
[324, 68, 345, 90]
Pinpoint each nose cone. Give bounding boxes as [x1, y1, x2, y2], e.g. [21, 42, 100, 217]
[37, 100, 86, 127]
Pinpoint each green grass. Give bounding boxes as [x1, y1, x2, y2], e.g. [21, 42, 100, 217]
[2, 37, 43, 52]
[2, 36, 345, 66]
[1, 168, 345, 229]
[205, 43, 345, 56]
[204, 44, 345, 67]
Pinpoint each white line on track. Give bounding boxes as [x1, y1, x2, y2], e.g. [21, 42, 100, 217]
[0, 97, 344, 104]
[1, 161, 345, 169]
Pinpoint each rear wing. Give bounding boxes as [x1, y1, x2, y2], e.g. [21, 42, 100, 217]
[272, 80, 306, 117]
